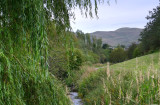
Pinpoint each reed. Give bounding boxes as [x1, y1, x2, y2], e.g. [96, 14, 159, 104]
[78, 52, 160, 105]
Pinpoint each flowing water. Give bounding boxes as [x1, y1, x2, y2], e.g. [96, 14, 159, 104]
[69, 66, 106, 105]
[70, 92, 83, 105]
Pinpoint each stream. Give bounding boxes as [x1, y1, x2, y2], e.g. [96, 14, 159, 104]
[70, 92, 83, 105]
[69, 66, 106, 105]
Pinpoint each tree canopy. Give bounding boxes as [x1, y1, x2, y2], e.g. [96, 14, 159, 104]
[0, 0, 106, 104]
[139, 5, 160, 53]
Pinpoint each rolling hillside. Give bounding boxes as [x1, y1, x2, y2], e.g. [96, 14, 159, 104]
[78, 51, 160, 104]
[90, 27, 143, 47]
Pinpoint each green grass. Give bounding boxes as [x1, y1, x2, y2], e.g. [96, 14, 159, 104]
[78, 52, 160, 105]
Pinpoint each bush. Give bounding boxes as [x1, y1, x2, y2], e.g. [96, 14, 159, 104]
[133, 45, 143, 58]
[127, 43, 137, 59]
[69, 49, 83, 70]
[49, 47, 69, 80]
[110, 47, 127, 63]
[82, 51, 100, 64]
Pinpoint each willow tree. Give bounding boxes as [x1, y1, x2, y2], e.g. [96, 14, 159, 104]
[0, 0, 106, 104]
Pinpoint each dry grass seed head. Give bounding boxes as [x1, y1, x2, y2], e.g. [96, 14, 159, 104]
[107, 62, 110, 78]
[81, 66, 96, 79]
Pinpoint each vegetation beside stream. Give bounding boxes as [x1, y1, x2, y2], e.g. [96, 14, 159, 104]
[67, 4, 160, 105]
[0, 0, 104, 104]
[1, 0, 160, 104]
[77, 52, 160, 105]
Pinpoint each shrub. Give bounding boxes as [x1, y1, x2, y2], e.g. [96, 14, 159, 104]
[127, 43, 137, 59]
[48, 48, 68, 79]
[133, 45, 143, 58]
[69, 49, 83, 70]
[110, 47, 127, 63]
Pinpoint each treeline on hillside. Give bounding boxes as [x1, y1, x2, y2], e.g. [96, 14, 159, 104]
[47, 3, 160, 84]
[76, 30, 112, 63]
[48, 23, 85, 80]
[123, 4, 160, 60]
[96, 5, 160, 63]
[48, 28, 112, 81]
[109, 43, 138, 63]
[74, 30, 140, 64]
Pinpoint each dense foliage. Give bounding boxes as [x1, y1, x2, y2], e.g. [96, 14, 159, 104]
[66, 2, 160, 105]
[109, 46, 127, 63]
[100, 3, 160, 63]
[76, 30, 112, 63]
[139, 5, 160, 53]
[0, 0, 105, 104]
[69, 49, 83, 70]
[127, 43, 137, 59]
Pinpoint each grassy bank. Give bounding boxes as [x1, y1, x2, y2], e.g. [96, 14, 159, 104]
[78, 51, 160, 105]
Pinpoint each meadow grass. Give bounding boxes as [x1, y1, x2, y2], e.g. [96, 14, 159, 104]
[78, 51, 160, 105]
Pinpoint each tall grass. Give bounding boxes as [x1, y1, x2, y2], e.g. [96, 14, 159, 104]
[78, 51, 160, 105]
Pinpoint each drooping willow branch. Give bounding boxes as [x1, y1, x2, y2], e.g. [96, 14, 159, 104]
[0, 0, 107, 70]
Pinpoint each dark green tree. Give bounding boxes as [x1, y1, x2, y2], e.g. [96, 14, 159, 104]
[102, 43, 110, 49]
[133, 44, 143, 58]
[92, 36, 97, 51]
[76, 30, 85, 42]
[86, 33, 92, 50]
[127, 43, 137, 59]
[69, 49, 83, 70]
[97, 38, 102, 49]
[139, 5, 160, 53]
[110, 47, 127, 63]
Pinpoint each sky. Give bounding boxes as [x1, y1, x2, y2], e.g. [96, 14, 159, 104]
[70, 0, 160, 33]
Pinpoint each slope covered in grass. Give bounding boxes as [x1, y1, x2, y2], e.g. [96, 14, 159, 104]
[78, 51, 160, 105]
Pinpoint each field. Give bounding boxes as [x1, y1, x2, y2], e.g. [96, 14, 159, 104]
[77, 51, 160, 105]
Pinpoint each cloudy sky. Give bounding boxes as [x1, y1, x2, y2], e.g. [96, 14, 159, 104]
[70, 0, 159, 33]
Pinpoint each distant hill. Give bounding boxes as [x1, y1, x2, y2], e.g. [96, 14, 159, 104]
[90, 27, 143, 47]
